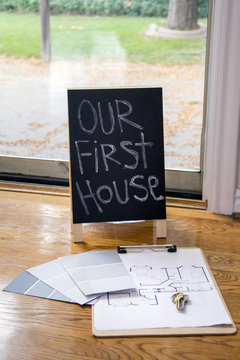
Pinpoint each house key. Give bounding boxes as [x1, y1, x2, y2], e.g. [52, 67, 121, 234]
[172, 292, 189, 310]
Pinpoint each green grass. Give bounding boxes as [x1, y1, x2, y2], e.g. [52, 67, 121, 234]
[0, 13, 41, 57]
[0, 12, 206, 64]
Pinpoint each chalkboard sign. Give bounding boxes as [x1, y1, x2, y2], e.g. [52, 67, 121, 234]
[68, 87, 166, 228]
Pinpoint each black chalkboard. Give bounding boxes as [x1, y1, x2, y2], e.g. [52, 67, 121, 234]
[68, 87, 166, 224]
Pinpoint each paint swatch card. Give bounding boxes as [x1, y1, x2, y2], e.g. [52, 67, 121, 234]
[3, 271, 73, 303]
[27, 258, 99, 305]
[58, 250, 136, 296]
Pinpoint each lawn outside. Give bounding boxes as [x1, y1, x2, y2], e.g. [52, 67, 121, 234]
[0, 13, 206, 64]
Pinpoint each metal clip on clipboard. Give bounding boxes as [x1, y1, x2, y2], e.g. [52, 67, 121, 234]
[117, 244, 177, 254]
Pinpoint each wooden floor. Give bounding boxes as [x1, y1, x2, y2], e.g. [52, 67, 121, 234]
[0, 188, 239, 360]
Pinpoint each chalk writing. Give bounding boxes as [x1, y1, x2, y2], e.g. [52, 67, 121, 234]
[68, 88, 166, 223]
[77, 99, 143, 135]
[74, 132, 153, 175]
[75, 175, 164, 216]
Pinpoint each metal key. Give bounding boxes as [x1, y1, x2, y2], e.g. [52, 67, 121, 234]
[172, 292, 189, 310]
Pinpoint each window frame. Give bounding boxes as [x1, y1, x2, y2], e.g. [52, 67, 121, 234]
[0, 155, 202, 197]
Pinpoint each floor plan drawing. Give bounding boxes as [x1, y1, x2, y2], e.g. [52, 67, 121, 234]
[94, 249, 233, 332]
[107, 264, 213, 307]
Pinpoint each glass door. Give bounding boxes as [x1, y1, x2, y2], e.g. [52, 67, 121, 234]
[0, 0, 210, 195]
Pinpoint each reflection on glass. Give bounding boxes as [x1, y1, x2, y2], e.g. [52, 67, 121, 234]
[0, 6, 208, 170]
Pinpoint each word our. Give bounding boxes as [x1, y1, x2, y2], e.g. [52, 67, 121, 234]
[77, 99, 143, 135]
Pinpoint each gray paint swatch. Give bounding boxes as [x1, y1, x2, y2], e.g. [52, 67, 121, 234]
[3, 271, 73, 303]
[28, 258, 99, 305]
[59, 250, 136, 295]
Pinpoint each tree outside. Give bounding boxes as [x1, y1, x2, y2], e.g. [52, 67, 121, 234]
[167, 0, 198, 30]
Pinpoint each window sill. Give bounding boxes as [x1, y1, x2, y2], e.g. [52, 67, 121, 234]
[0, 180, 207, 210]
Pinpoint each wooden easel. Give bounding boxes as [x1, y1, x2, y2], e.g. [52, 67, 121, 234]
[72, 219, 166, 243]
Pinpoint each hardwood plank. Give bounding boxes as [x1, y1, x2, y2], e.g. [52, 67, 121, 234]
[0, 189, 239, 360]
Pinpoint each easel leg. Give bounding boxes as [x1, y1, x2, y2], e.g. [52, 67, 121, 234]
[73, 223, 83, 243]
[156, 219, 167, 238]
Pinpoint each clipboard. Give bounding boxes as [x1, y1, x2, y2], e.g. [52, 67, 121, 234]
[92, 247, 237, 337]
